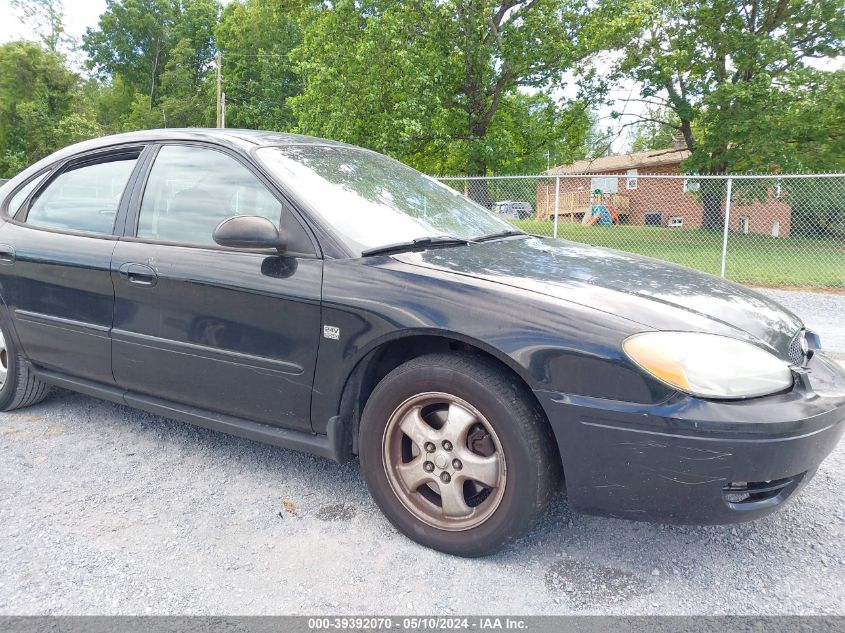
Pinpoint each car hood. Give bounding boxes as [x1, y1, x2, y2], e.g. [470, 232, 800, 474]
[392, 236, 803, 359]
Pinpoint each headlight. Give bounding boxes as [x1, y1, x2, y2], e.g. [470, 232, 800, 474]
[623, 332, 793, 399]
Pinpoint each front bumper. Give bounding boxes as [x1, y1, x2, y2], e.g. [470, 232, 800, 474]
[535, 352, 845, 524]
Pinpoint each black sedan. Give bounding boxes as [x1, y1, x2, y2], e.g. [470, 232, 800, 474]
[0, 129, 843, 557]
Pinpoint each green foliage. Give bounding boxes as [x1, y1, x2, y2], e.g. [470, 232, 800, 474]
[0, 41, 100, 177]
[82, 0, 220, 127]
[214, 0, 302, 131]
[2, 0, 844, 190]
[290, 0, 594, 178]
[611, 0, 845, 174]
[600, 0, 845, 230]
[83, 0, 177, 103]
[629, 108, 679, 153]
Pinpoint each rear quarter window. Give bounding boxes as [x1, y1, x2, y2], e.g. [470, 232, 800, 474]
[25, 155, 138, 234]
[4, 172, 49, 217]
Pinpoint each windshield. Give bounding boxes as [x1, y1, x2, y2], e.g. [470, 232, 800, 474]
[256, 145, 520, 254]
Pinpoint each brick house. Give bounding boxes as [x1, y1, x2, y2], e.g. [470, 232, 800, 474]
[538, 148, 792, 237]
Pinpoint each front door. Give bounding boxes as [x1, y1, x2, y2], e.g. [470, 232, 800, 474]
[110, 144, 322, 431]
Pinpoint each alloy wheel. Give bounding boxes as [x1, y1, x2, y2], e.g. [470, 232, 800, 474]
[381, 392, 506, 531]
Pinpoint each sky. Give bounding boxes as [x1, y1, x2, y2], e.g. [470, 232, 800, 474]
[0, 0, 106, 44]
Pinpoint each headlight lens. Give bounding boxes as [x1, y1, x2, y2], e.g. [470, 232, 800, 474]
[623, 332, 793, 399]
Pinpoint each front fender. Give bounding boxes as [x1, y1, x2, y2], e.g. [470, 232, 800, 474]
[311, 257, 672, 434]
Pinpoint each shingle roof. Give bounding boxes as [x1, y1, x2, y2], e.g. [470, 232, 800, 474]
[547, 148, 690, 175]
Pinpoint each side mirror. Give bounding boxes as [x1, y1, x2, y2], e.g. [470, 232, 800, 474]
[213, 215, 284, 250]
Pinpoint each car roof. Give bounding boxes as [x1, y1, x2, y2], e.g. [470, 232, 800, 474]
[11, 128, 363, 183]
[96, 128, 352, 147]
[49, 128, 356, 160]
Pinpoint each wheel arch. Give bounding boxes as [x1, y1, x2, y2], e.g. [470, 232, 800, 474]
[335, 331, 556, 463]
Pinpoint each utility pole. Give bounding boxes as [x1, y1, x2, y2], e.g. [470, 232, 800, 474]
[215, 51, 222, 128]
[221, 92, 226, 129]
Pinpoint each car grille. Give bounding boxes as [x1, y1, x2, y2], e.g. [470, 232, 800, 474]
[787, 329, 806, 366]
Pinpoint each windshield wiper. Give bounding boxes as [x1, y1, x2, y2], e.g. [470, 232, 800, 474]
[361, 236, 472, 257]
[474, 230, 526, 243]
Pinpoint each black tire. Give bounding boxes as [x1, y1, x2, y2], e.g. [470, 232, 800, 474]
[359, 352, 560, 557]
[0, 321, 50, 412]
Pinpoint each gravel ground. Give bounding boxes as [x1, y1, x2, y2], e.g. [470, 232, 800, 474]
[1, 288, 844, 616]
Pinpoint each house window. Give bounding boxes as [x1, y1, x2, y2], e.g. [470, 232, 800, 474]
[774, 180, 782, 198]
[772, 220, 780, 237]
[739, 216, 750, 234]
[683, 178, 700, 193]
[626, 169, 638, 190]
[590, 176, 618, 194]
[668, 216, 683, 228]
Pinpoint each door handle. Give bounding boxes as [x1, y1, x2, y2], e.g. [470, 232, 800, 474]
[119, 262, 158, 287]
[0, 244, 16, 265]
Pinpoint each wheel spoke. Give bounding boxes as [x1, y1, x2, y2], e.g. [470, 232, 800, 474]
[444, 402, 477, 440]
[439, 481, 473, 518]
[399, 406, 435, 448]
[396, 458, 432, 491]
[459, 451, 501, 488]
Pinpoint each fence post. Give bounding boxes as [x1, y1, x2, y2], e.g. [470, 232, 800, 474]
[720, 177, 733, 278]
[553, 176, 560, 239]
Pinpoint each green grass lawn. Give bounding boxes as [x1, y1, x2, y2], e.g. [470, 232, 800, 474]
[510, 220, 845, 289]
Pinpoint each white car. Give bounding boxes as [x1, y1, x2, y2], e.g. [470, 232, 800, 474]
[491, 200, 532, 219]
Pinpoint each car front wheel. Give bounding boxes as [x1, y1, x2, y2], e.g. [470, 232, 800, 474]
[359, 352, 560, 557]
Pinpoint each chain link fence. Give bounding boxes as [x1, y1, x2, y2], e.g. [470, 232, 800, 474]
[437, 173, 845, 289]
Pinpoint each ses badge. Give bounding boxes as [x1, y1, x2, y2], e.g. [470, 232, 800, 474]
[323, 325, 341, 341]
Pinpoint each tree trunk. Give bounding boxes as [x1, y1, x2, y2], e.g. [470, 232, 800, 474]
[466, 150, 493, 208]
[700, 179, 725, 231]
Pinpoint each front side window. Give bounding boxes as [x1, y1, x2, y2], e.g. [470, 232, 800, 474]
[137, 145, 281, 246]
[26, 156, 138, 234]
[256, 145, 517, 255]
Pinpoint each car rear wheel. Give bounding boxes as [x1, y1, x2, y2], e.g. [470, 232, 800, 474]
[359, 352, 560, 556]
[0, 322, 50, 412]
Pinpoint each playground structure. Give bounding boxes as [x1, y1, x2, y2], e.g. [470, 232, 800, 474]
[581, 190, 621, 226]
[538, 187, 630, 222]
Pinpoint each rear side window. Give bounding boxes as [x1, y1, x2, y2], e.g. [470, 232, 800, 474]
[137, 145, 281, 246]
[26, 155, 138, 234]
[6, 172, 49, 217]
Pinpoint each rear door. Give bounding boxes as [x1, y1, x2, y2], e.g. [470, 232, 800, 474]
[110, 143, 322, 431]
[0, 148, 143, 384]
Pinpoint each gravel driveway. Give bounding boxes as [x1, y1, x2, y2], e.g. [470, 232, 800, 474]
[1, 289, 844, 615]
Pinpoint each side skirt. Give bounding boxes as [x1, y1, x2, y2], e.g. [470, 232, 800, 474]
[32, 366, 350, 463]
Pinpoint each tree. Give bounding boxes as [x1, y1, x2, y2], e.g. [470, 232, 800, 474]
[83, 0, 176, 109]
[214, 0, 303, 131]
[629, 108, 678, 153]
[290, 0, 596, 202]
[0, 41, 99, 177]
[10, 0, 69, 55]
[82, 0, 220, 123]
[608, 0, 845, 229]
[407, 93, 592, 176]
